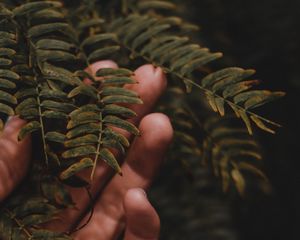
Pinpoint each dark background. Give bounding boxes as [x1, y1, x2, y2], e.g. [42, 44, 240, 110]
[188, 1, 300, 239]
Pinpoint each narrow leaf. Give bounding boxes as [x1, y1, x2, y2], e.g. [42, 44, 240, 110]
[0, 78, 16, 89]
[180, 52, 223, 75]
[0, 69, 20, 80]
[68, 85, 98, 99]
[15, 88, 37, 99]
[103, 104, 137, 118]
[102, 87, 138, 97]
[102, 95, 142, 105]
[0, 90, 17, 104]
[88, 46, 120, 63]
[62, 146, 96, 158]
[238, 162, 268, 181]
[215, 97, 225, 116]
[60, 158, 93, 180]
[41, 100, 76, 113]
[0, 32, 15, 39]
[66, 123, 99, 139]
[0, 58, 12, 66]
[137, 1, 176, 10]
[37, 50, 77, 62]
[45, 132, 66, 143]
[0, 48, 16, 57]
[103, 128, 130, 147]
[131, 24, 171, 50]
[0, 103, 14, 115]
[43, 110, 67, 119]
[103, 77, 136, 85]
[64, 134, 98, 148]
[78, 19, 105, 30]
[18, 121, 41, 140]
[28, 23, 75, 39]
[13, 1, 62, 17]
[239, 110, 253, 135]
[104, 116, 139, 135]
[99, 148, 121, 175]
[67, 112, 100, 129]
[81, 33, 117, 48]
[36, 39, 76, 52]
[231, 169, 246, 196]
[250, 115, 276, 134]
[96, 68, 133, 77]
[206, 93, 218, 112]
[244, 91, 285, 109]
[69, 104, 99, 118]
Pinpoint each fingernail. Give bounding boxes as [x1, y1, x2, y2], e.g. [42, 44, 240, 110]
[137, 188, 147, 198]
[154, 66, 165, 78]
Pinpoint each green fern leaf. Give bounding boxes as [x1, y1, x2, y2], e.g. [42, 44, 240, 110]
[12, 1, 62, 17]
[109, 14, 283, 134]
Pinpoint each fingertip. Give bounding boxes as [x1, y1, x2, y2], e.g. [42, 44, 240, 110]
[125, 65, 167, 121]
[125, 113, 173, 180]
[124, 188, 160, 240]
[124, 188, 148, 210]
[134, 64, 167, 92]
[135, 64, 155, 76]
[139, 113, 174, 148]
[154, 66, 166, 80]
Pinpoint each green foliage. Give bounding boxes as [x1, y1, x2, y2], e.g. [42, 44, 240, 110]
[0, 0, 283, 239]
[106, 7, 284, 135]
[202, 116, 269, 195]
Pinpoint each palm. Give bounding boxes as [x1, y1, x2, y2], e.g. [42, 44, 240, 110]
[0, 61, 172, 240]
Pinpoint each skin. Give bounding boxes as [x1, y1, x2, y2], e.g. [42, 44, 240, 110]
[0, 61, 173, 240]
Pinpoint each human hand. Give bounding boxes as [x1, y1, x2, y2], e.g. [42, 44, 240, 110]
[0, 60, 173, 240]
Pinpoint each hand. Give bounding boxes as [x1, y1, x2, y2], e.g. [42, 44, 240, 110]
[0, 61, 173, 240]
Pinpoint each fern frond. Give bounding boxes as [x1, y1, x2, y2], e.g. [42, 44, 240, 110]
[159, 86, 269, 195]
[107, 13, 284, 134]
[201, 68, 284, 134]
[0, 6, 19, 124]
[0, 3, 81, 238]
[0, 1, 283, 239]
[203, 116, 269, 195]
[0, 192, 71, 240]
[9, 1, 81, 167]
[159, 87, 202, 173]
[61, 4, 141, 181]
[63, 71, 141, 180]
[136, 0, 176, 11]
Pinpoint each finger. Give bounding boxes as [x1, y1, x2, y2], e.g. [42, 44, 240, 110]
[46, 62, 167, 232]
[125, 64, 167, 124]
[123, 189, 160, 240]
[0, 117, 31, 202]
[74, 113, 173, 239]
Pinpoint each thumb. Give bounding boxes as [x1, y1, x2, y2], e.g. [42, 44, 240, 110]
[0, 117, 31, 202]
[123, 188, 160, 240]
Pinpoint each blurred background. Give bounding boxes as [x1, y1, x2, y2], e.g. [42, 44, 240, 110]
[149, 1, 300, 239]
